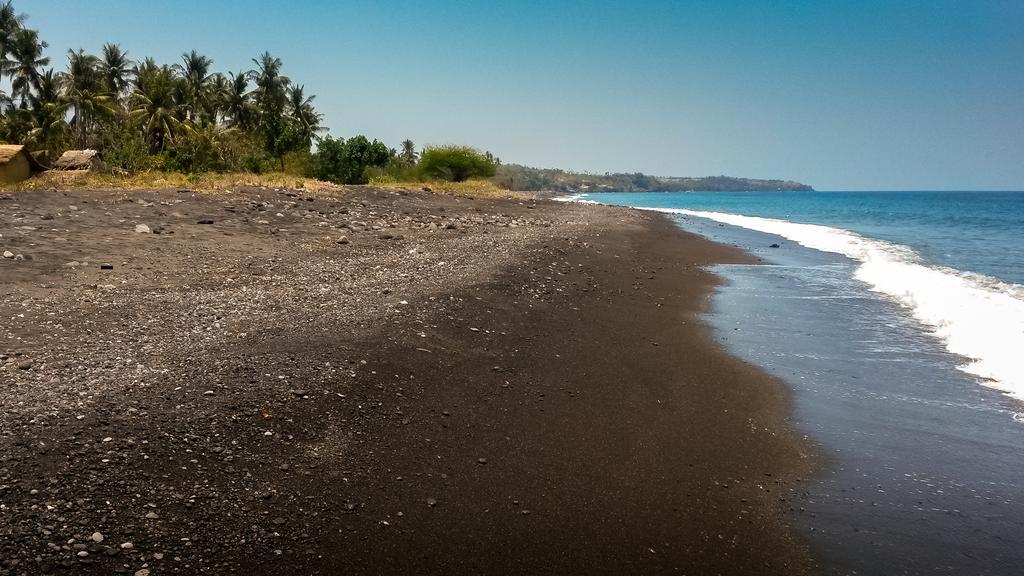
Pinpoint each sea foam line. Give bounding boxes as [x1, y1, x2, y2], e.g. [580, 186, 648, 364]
[637, 206, 1024, 400]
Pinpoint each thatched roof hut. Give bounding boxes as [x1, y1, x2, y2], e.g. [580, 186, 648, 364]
[0, 145, 37, 185]
[52, 149, 106, 172]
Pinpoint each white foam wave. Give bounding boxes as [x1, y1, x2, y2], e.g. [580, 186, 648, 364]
[553, 193, 599, 204]
[640, 206, 1024, 400]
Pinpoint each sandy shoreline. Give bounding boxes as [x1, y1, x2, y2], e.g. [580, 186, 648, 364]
[0, 186, 815, 575]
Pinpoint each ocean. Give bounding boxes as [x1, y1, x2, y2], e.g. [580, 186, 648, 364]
[574, 191, 1024, 575]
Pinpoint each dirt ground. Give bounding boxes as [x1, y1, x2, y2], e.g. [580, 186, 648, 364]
[0, 186, 814, 575]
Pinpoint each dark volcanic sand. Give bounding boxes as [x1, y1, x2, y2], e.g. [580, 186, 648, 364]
[0, 186, 815, 575]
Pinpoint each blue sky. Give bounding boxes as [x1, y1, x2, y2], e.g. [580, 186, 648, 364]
[20, 0, 1024, 190]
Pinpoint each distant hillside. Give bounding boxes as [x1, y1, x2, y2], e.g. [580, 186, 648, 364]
[493, 164, 813, 193]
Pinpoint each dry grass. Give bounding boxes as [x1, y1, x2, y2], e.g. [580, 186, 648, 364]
[8, 171, 346, 193]
[369, 177, 535, 200]
[7, 171, 536, 201]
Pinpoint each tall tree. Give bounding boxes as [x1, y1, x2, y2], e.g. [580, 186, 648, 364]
[24, 68, 70, 154]
[62, 49, 114, 147]
[0, 0, 24, 58]
[400, 139, 417, 165]
[129, 62, 184, 152]
[1, 27, 47, 108]
[100, 43, 132, 104]
[0, 0, 25, 113]
[287, 84, 324, 147]
[222, 70, 253, 130]
[250, 52, 298, 167]
[175, 49, 213, 124]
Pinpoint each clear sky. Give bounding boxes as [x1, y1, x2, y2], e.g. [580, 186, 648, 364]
[19, 0, 1024, 190]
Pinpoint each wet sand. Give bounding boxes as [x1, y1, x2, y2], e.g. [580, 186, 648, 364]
[0, 186, 814, 575]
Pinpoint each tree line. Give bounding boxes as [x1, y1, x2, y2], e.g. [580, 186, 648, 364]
[0, 1, 499, 184]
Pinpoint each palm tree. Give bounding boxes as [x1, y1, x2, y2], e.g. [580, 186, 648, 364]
[100, 43, 132, 104]
[0, 0, 25, 113]
[62, 48, 114, 147]
[222, 70, 253, 130]
[129, 62, 185, 152]
[2, 27, 48, 108]
[0, 0, 25, 57]
[250, 51, 288, 121]
[174, 49, 213, 124]
[287, 84, 324, 146]
[24, 68, 70, 155]
[400, 139, 417, 165]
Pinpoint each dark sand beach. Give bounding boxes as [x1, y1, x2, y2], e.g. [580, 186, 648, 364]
[0, 187, 814, 575]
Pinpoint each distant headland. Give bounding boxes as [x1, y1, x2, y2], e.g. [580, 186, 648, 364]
[493, 164, 814, 193]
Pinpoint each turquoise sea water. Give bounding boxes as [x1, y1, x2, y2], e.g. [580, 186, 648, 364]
[575, 191, 1024, 575]
[591, 191, 1024, 284]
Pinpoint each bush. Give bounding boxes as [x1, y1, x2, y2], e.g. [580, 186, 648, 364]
[100, 124, 152, 174]
[418, 145, 497, 182]
[310, 136, 391, 185]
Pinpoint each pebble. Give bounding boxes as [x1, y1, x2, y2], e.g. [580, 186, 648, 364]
[120, 542, 134, 550]
[134, 224, 151, 234]
[2, 250, 13, 258]
[91, 532, 104, 543]
[426, 498, 438, 508]
[477, 458, 488, 465]
[100, 263, 113, 270]
[153, 553, 164, 560]
[337, 236, 349, 244]
[135, 570, 150, 576]
[16, 360, 32, 370]
[145, 512, 159, 519]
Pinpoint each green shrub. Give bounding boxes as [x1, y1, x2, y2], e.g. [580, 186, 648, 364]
[310, 135, 392, 184]
[100, 124, 152, 174]
[418, 145, 497, 182]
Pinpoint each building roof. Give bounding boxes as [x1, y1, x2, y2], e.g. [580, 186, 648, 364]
[52, 149, 100, 170]
[0, 144, 27, 165]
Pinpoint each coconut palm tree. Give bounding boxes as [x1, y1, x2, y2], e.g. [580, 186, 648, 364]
[24, 68, 70, 155]
[129, 62, 185, 152]
[174, 50, 213, 124]
[287, 84, 324, 146]
[0, 0, 25, 113]
[3, 28, 48, 107]
[222, 70, 254, 130]
[0, 1, 25, 56]
[250, 51, 288, 121]
[62, 49, 114, 147]
[100, 43, 132, 104]
[400, 139, 417, 165]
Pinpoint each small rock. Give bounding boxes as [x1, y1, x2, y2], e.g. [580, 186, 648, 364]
[271, 517, 287, 525]
[100, 263, 113, 270]
[426, 498, 438, 508]
[134, 224, 151, 234]
[145, 512, 159, 519]
[337, 236, 349, 244]
[477, 458, 488, 465]
[203, 390, 215, 396]
[2, 250, 13, 259]
[197, 219, 215, 225]
[769, 243, 781, 248]
[135, 570, 150, 576]
[291, 390, 308, 397]
[91, 532, 104, 543]
[16, 360, 32, 370]
[153, 553, 163, 560]
[120, 542, 134, 550]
